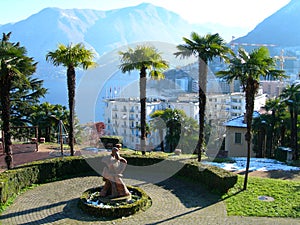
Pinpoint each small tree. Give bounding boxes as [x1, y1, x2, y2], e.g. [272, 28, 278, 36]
[29, 102, 69, 142]
[150, 110, 165, 152]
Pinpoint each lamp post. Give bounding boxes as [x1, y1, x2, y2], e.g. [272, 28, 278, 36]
[58, 120, 63, 156]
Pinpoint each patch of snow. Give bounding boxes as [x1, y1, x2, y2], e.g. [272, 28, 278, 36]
[203, 157, 300, 172]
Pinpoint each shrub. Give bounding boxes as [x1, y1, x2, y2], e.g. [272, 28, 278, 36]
[100, 136, 123, 149]
[0, 156, 93, 203]
[0, 154, 237, 205]
[176, 161, 238, 193]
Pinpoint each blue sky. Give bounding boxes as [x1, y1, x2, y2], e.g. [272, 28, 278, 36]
[0, 0, 290, 29]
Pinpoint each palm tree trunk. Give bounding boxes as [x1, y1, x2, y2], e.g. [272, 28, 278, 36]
[140, 66, 147, 155]
[293, 109, 298, 160]
[196, 58, 208, 162]
[243, 79, 257, 190]
[268, 111, 275, 158]
[159, 129, 164, 152]
[0, 74, 13, 169]
[67, 67, 75, 156]
[289, 107, 297, 160]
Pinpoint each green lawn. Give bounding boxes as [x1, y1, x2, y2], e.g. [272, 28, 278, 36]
[222, 175, 300, 218]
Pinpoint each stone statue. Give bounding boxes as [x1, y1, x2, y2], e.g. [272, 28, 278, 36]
[100, 146, 130, 198]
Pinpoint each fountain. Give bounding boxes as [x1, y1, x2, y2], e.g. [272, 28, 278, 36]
[78, 146, 152, 218]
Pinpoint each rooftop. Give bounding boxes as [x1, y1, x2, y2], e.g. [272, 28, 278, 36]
[224, 111, 260, 128]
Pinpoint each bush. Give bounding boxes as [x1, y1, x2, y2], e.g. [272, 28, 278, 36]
[0, 166, 39, 203]
[0, 156, 93, 203]
[0, 154, 237, 205]
[176, 161, 238, 193]
[100, 136, 123, 149]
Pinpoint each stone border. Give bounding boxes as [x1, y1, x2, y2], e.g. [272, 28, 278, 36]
[78, 186, 152, 218]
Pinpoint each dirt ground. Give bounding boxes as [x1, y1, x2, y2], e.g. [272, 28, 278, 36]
[1, 144, 300, 181]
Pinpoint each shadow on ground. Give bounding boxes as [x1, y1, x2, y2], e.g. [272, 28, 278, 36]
[156, 176, 221, 208]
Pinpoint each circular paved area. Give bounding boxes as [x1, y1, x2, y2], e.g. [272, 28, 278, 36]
[1, 176, 299, 225]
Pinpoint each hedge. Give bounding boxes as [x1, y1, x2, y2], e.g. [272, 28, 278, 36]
[100, 136, 123, 149]
[176, 161, 238, 193]
[78, 186, 152, 218]
[0, 156, 92, 203]
[0, 154, 237, 204]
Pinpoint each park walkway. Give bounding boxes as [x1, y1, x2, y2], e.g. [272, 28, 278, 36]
[1, 175, 299, 225]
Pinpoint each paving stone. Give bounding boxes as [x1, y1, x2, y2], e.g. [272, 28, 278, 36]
[0, 176, 299, 225]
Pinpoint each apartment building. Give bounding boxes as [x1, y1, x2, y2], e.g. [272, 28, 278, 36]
[103, 97, 166, 149]
[102, 89, 267, 149]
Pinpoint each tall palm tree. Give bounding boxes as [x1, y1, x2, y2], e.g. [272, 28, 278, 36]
[0, 32, 37, 169]
[217, 47, 284, 190]
[174, 32, 232, 162]
[280, 82, 300, 160]
[119, 45, 169, 155]
[46, 43, 96, 155]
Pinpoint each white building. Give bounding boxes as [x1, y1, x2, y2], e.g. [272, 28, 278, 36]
[102, 89, 267, 149]
[103, 98, 167, 149]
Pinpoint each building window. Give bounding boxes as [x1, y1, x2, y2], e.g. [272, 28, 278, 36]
[235, 132, 242, 144]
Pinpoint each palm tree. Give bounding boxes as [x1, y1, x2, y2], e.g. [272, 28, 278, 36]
[0, 32, 37, 169]
[150, 110, 165, 152]
[280, 82, 300, 160]
[264, 98, 286, 156]
[46, 43, 96, 155]
[164, 109, 185, 152]
[174, 32, 232, 162]
[217, 47, 284, 190]
[252, 114, 272, 158]
[119, 45, 169, 155]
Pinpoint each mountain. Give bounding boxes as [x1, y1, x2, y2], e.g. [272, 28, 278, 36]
[0, 4, 199, 104]
[233, 0, 300, 47]
[0, 2, 295, 122]
[0, 3, 229, 109]
[0, 3, 213, 62]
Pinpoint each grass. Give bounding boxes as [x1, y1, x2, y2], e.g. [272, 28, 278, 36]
[222, 175, 300, 218]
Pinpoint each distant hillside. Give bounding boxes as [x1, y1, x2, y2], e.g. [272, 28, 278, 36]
[233, 0, 300, 47]
[0, 2, 295, 121]
[0, 3, 212, 63]
[0, 3, 228, 108]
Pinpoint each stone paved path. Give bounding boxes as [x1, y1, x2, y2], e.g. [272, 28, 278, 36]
[1, 176, 299, 225]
